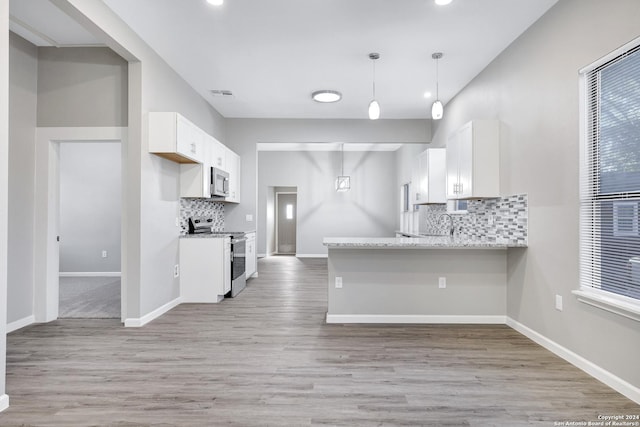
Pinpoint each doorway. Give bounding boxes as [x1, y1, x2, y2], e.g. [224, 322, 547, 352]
[276, 191, 297, 255]
[33, 127, 127, 324]
[58, 141, 121, 319]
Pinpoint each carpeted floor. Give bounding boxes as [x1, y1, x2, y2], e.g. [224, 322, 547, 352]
[58, 276, 121, 319]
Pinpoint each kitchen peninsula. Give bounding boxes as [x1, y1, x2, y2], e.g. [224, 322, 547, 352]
[323, 236, 527, 324]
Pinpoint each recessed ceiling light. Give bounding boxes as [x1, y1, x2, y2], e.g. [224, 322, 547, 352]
[207, 0, 223, 6]
[312, 90, 342, 103]
[435, 0, 452, 5]
[423, 91, 432, 99]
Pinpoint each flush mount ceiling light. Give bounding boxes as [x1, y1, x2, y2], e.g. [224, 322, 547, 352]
[312, 90, 342, 103]
[435, 0, 453, 5]
[207, 0, 223, 6]
[335, 143, 351, 192]
[368, 53, 381, 120]
[431, 52, 444, 120]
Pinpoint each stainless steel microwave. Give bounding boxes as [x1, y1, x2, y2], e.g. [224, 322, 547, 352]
[210, 167, 229, 198]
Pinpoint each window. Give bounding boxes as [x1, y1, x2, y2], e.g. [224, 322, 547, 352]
[577, 39, 640, 318]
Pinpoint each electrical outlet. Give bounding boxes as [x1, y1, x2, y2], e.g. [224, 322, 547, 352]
[555, 294, 563, 311]
[102, 250, 107, 258]
[175, 218, 180, 227]
[488, 215, 495, 226]
[335, 276, 343, 289]
[438, 277, 446, 289]
[174, 264, 180, 278]
[246, 214, 253, 222]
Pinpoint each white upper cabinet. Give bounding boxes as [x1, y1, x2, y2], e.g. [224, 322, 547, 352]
[225, 147, 241, 204]
[148, 112, 204, 163]
[210, 136, 226, 171]
[412, 148, 446, 205]
[180, 141, 211, 198]
[149, 112, 242, 201]
[446, 120, 500, 200]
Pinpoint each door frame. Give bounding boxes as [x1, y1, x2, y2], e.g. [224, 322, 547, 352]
[34, 127, 127, 323]
[274, 191, 297, 255]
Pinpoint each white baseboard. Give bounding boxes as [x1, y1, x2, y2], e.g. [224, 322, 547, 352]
[0, 394, 9, 412]
[124, 297, 182, 328]
[506, 317, 640, 405]
[326, 314, 507, 324]
[59, 272, 121, 277]
[7, 315, 35, 333]
[257, 253, 266, 258]
[296, 253, 328, 258]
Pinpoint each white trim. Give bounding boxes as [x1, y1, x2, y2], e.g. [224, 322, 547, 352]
[572, 289, 640, 322]
[326, 314, 506, 324]
[257, 253, 267, 258]
[7, 315, 35, 333]
[0, 394, 9, 413]
[59, 272, 121, 278]
[34, 127, 127, 324]
[124, 297, 182, 328]
[296, 253, 328, 258]
[506, 317, 640, 405]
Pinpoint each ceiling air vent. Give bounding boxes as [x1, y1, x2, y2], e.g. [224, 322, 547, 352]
[210, 90, 234, 98]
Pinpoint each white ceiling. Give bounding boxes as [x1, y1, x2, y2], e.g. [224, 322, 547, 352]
[9, 0, 102, 47]
[10, 0, 559, 120]
[257, 143, 402, 152]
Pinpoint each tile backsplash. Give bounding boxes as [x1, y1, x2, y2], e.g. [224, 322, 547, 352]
[416, 194, 528, 246]
[179, 198, 225, 235]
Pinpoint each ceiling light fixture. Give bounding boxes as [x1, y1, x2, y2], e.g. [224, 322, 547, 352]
[207, 0, 223, 6]
[335, 143, 351, 192]
[368, 53, 380, 120]
[312, 90, 342, 103]
[435, 0, 453, 5]
[431, 52, 444, 120]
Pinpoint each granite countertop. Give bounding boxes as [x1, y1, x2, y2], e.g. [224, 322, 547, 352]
[180, 234, 229, 239]
[180, 230, 256, 239]
[323, 236, 527, 249]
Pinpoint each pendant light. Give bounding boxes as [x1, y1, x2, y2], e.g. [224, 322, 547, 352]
[368, 53, 380, 120]
[335, 143, 351, 192]
[431, 52, 444, 120]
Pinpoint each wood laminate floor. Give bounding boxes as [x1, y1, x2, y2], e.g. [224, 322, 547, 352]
[1, 257, 638, 426]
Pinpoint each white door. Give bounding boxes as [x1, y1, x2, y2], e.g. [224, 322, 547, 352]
[276, 193, 297, 254]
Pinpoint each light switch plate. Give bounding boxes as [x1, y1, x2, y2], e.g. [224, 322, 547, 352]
[335, 277, 343, 289]
[438, 277, 446, 289]
[246, 214, 253, 222]
[555, 294, 563, 311]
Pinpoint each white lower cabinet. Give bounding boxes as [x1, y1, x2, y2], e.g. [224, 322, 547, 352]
[179, 237, 230, 303]
[245, 232, 256, 278]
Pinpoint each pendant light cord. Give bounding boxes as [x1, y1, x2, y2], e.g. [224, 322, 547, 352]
[341, 143, 344, 176]
[435, 56, 439, 100]
[372, 60, 376, 99]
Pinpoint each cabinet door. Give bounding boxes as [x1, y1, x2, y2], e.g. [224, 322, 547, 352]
[223, 238, 231, 294]
[210, 138, 226, 170]
[176, 115, 203, 163]
[426, 148, 447, 203]
[446, 131, 460, 199]
[457, 122, 474, 198]
[225, 148, 241, 203]
[245, 234, 256, 278]
[411, 156, 421, 205]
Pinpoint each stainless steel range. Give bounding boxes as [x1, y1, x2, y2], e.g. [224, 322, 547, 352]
[188, 216, 247, 297]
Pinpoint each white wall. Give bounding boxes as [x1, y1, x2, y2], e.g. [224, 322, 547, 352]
[225, 118, 432, 239]
[1, 0, 10, 408]
[430, 0, 640, 391]
[258, 150, 397, 256]
[59, 142, 121, 273]
[54, 0, 227, 320]
[37, 47, 128, 127]
[7, 33, 37, 325]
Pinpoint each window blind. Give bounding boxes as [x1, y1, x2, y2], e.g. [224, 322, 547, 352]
[580, 43, 640, 301]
